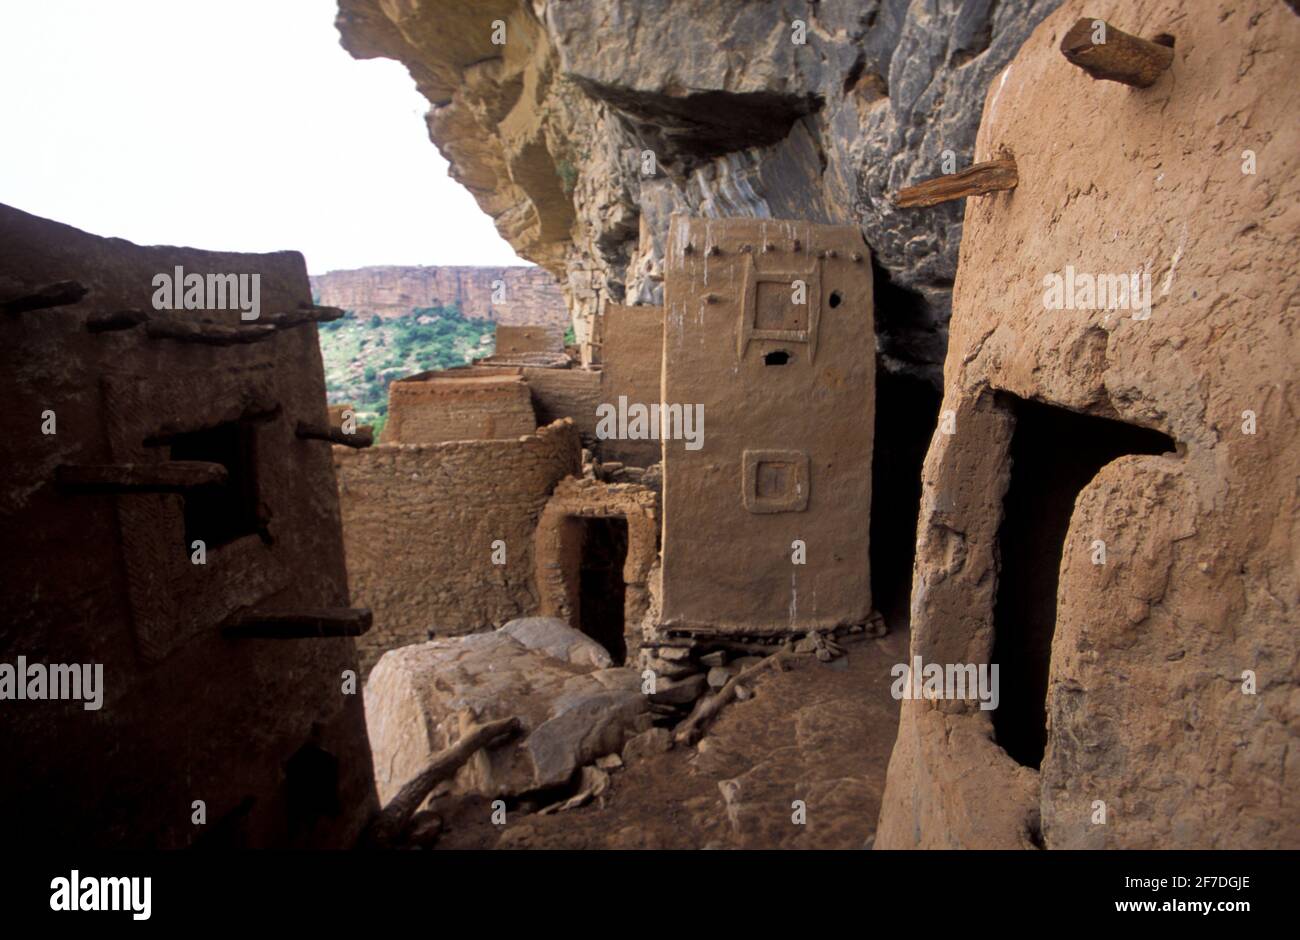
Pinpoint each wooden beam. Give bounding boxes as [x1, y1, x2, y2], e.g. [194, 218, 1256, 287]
[222, 608, 373, 639]
[262, 304, 346, 329]
[895, 158, 1019, 208]
[146, 320, 276, 345]
[295, 420, 374, 449]
[1059, 18, 1174, 88]
[56, 461, 228, 493]
[674, 643, 793, 746]
[3, 280, 89, 314]
[85, 309, 148, 333]
[360, 716, 523, 848]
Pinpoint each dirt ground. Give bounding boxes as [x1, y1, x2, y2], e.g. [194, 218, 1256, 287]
[430, 626, 909, 849]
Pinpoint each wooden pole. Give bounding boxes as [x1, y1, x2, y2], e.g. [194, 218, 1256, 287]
[56, 461, 228, 493]
[262, 305, 346, 329]
[895, 158, 1019, 208]
[85, 309, 148, 333]
[674, 643, 793, 745]
[360, 716, 523, 848]
[3, 281, 89, 314]
[145, 320, 277, 345]
[295, 421, 374, 449]
[1059, 18, 1174, 88]
[221, 608, 374, 639]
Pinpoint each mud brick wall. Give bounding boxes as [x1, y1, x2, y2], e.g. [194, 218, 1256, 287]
[523, 366, 602, 445]
[495, 323, 563, 355]
[0, 202, 376, 849]
[335, 419, 581, 675]
[598, 304, 664, 467]
[384, 373, 537, 443]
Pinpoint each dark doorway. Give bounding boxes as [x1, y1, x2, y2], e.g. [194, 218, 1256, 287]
[167, 420, 260, 548]
[870, 365, 942, 631]
[284, 742, 340, 838]
[991, 393, 1175, 768]
[578, 517, 628, 665]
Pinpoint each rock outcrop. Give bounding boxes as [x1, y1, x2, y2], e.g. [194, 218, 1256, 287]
[335, 0, 1064, 382]
[875, 0, 1300, 849]
[365, 618, 651, 801]
[310, 264, 567, 325]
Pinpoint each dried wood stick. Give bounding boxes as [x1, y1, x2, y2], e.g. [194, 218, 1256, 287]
[895, 158, 1019, 208]
[1059, 18, 1174, 88]
[674, 644, 792, 746]
[361, 716, 522, 848]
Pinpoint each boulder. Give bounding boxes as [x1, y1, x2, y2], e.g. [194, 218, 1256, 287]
[365, 622, 648, 802]
[500, 616, 613, 668]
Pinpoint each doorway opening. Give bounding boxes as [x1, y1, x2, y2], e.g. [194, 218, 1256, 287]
[991, 393, 1175, 768]
[576, 517, 628, 665]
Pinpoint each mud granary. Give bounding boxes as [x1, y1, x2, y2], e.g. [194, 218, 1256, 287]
[0, 204, 378, 848]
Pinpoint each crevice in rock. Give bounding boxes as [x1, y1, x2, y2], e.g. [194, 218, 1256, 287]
[870, 364, 942, 630]
[572, 76, 823, 164]
[871, 255, 945, 386]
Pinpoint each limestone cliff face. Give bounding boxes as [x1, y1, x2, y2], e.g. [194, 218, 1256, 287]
[309, 265, 567, 325]
[335, 0, 1063, 382]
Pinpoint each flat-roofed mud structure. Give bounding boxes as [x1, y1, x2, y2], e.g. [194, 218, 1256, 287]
[384, 370, 537, 444]
[0, 203, 377, 848]
[658, 217, 876, 637]
[336, 419, 581, 675]
[597, 304, 665, 468]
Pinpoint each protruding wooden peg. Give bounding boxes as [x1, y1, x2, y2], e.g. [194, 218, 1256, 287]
[1060, 18, 1174, 88]
[146, 320, 277, 345]
[56, 461, 228, 493]
[222, 608, 373, 639]
[295, 420, 373, 449]
[85, 309, 148, 333]
[263, 304, 346, 329]
[3, 280, 89, 314]
[895, 157, 1019, 208]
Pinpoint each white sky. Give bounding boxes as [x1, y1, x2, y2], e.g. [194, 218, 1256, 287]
[0, 0, 526, 274]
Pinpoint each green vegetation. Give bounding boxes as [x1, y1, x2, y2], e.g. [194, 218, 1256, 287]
[317, 304, 495, 441]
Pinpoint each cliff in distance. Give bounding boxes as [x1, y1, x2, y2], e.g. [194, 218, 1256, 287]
[311, 264, 568, 327]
